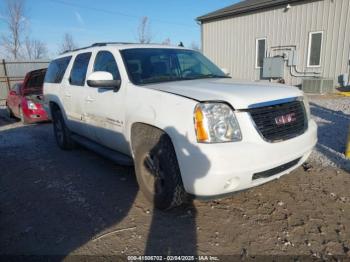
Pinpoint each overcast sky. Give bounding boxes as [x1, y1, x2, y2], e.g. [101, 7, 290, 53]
[0, 0, 238, 57]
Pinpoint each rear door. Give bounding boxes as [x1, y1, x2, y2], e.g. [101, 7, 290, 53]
[64, 52, 92, 135]
[83, 50, 128, 153]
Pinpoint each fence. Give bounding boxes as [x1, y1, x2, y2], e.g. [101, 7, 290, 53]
[0, 59, 50, 102]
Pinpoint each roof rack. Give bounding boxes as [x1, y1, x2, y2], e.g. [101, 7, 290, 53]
[61, 42, 138, 54]
[92, 42, 137, 46]
[60, 42, 182, 54]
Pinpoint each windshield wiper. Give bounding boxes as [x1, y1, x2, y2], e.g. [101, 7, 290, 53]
[183, 74, 230, 80]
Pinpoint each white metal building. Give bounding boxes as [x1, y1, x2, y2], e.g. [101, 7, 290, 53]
[197, 0, 350, 88]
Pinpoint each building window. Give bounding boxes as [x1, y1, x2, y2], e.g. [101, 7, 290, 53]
[307, 31, 323, 67]
[256, 38, 266, 68]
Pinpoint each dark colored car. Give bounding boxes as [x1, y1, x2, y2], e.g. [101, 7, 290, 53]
[6, 68, 48, 124]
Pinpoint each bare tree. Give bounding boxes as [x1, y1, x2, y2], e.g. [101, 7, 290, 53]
[59, 33, 77, 53]
[1, 0, 26, 59]
[25, 37, 48, 59]
[137, 16, 152, 44]
[162, 38, 171, 45]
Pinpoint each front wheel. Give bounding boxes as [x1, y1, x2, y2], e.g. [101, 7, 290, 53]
[133, 128, 187, 210]
[52, 107, 74, 150]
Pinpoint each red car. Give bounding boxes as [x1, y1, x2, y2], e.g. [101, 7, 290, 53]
[6, 68, 49, 124]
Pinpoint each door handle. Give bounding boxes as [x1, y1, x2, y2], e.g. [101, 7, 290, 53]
[85, 96, 95, 102]
[64, 92, 72, 98]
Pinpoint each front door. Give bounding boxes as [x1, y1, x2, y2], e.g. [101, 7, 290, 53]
[83, 50, 128, 154]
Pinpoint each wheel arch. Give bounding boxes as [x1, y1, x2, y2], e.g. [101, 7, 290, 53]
[130, 122, 174, 155]
[48, 100, 68, 122]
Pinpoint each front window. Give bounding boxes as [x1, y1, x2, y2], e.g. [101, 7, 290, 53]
[121, 48, 228, 85]
[93, 51, 121, 80]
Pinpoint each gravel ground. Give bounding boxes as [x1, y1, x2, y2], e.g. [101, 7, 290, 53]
[0, 97, 349, 258]
[308, 95, 350, 171]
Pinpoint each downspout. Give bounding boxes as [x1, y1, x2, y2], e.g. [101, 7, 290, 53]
[196, 19, 203, 52]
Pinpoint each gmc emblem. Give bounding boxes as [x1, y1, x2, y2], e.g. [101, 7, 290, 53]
[275, 113, 296, 125]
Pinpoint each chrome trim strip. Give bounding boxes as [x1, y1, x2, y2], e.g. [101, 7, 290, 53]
[248, 97, 299, 109]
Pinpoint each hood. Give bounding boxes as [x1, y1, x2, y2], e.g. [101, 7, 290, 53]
[146, 78, 303, 109]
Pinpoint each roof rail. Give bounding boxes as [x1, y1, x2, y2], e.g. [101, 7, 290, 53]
[60, 42, 138, 54]
[60, 42, 174, 54]
[91, 42, 137, 46]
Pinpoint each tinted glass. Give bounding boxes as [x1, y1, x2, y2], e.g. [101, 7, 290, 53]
[121, 48, 227, 85]
[93, 51, 120, 80]
[309, 33, 322, 66]
[45, 56, 72, 83]
[257, 39, 266, 68]
[70, 52, 92, 86]
[27, 73, 45, 88]
[27, 75, 39, 88]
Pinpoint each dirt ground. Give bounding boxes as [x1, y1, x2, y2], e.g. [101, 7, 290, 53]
[0, 109, 350, 260]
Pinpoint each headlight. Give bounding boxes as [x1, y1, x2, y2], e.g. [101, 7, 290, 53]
[194, 102, 242, 143]
[27, 100, 37, 110]
[302, 95, 311, 120]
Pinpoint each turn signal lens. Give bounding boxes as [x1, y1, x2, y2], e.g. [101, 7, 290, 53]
[194, 106, 209, 142]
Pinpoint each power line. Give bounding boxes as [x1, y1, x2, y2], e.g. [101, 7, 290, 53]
[47, 0, 198, 28]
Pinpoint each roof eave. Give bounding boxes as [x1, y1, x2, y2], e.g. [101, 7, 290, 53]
[197, 0, 308, 22]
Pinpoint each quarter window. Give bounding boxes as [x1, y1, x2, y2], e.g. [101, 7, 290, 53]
[70, 52, 92, 86]
[256, 38, 266, 68]
[307, 31, 323, 67]
[44, 56, 72, 83]
[93, 51, 120, 80]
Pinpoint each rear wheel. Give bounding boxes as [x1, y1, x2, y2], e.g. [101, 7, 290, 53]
[52, 107, 74, 150]
[133, 126, 187, 210]
[5, 103, 14, 118]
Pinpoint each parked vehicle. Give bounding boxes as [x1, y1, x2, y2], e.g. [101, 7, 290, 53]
[43, 43, 317, 209]
[6, 68, 49, 124]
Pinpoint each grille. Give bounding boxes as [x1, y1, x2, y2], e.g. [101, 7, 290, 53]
[252, 158, 301, 180]
[248, 100, 307, 142]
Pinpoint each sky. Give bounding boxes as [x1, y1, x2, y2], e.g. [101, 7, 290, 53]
[0, 0, 239, 57]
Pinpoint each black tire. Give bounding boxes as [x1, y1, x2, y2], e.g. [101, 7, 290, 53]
[51, 106, 74, 150]
[6, 103, 14, 118]
[133, 126, 187, 210]
[19, 106, 28, 124]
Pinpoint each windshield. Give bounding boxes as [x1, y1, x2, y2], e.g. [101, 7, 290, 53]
[121, 48, 229, 85]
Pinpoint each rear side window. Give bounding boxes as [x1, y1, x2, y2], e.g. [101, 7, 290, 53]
[93, 51, 120, 80]
[70, 52, 92, 86]
[45, 56, 72, 83]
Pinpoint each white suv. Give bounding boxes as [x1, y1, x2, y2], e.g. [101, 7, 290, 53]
[43, 43, 317, 209]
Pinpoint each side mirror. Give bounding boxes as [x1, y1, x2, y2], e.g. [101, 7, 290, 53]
[87, 71, 121, 92]
[221, 68, 230, 76]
